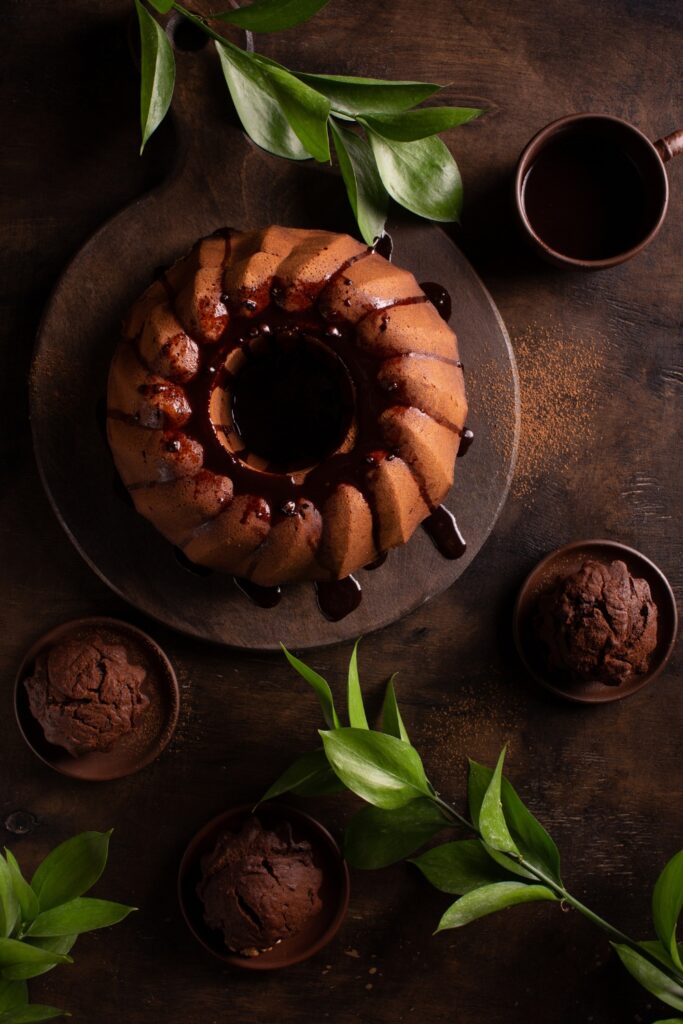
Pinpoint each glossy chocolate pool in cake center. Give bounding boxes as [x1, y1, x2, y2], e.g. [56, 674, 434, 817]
[182, 293, 444, 553]
[227, 332, 354, 473]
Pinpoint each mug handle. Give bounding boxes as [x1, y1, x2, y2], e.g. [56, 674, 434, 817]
[655, 129, 683, 162]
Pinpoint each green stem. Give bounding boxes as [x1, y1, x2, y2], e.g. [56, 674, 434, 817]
[431, 792, 683, 987]
[557, 891, 634, 946]
[432, 793, 474, 833]
[171, 2, 237, 45]
[169, 2, 358, 125]
[511, 858, 634, 945]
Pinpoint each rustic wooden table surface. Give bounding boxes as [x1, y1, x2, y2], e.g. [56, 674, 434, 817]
[2, 1, 681, 1021]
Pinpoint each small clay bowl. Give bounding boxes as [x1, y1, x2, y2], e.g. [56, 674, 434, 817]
[178, 803, 350, 970]
[14, 617, 179, 780]
[513, 540, 678, 704]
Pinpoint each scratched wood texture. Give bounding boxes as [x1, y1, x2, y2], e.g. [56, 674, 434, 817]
[1, 1, 681, 1022]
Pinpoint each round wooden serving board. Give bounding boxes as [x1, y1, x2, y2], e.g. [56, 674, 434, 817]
[30, 38, 519, 649]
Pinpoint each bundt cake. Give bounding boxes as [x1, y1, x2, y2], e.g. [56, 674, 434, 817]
[107, 226, 467, 586]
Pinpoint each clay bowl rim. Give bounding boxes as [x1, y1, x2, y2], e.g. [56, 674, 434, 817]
[512, 539, 679, 704]
[14, 615, 180, 781]
[177, 802, 351, 971]
[514, 112, 670, 270]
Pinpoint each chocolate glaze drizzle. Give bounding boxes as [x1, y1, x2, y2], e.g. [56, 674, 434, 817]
[458, 427, 474, 458]
[174, 547, 214, 576]
[419, 282, 452, 323]
[234, 576, 282, 609]
[373, 233, 394, 261]
[112, 230, 467, 620]
[172, 252, 440, 542]
[417, 282, 467, 563]
[229, 333, 354, 470]
[422, 505, 467, 560]
[315, 575, 362, 622]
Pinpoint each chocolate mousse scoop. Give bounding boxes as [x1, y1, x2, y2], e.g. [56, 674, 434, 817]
[535, 558, 658, 685]
[24, 634, 150, 756]
[197, 817, 323, 957]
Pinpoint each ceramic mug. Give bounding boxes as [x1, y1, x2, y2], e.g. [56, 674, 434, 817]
[514, 113, 682, 270]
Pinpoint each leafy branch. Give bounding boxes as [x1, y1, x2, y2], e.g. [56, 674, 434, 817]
[133, 0, 482, 242]
[263, 640, 683, 1023]
[0, 833, 135, 1023]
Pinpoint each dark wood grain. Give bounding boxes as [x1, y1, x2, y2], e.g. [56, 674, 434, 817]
[1, 1, 681, 1022]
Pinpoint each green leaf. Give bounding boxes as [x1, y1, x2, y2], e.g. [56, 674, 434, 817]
[478, 749, 520, 857]
[31, 832, 111, 913]
[295, 73, 441, 116]
[468, 760, 532, 879]
[436, 881, 557, 932]
[0, 860, 18, 939]
[213, 0, 331, 32]
[654, 850, 683, 971]
[320, 728, 431, 809]
[260, 748, 344, 802]
[613, 943, 683, 1012]
[482, 846, 535, 881]
[0, 980, 27, 1013]
[4, 854, 38, 927]
[260, 64, 330, 161]
[0, 940, 71, 970]
[28, 898, 134, 939]
[344, 798, 447, 869]
[2, 938, 77, 981]
[330, 120, 388, 245]
[0, 1007, 68, 1023]
[281, 645, 340, 728]
[380, 674, 409, 742]
[467, 758, 489, 827]
[360, 107, 482, 142]
[640, 940, 683, 972]
[468, 760, 561, 883]
[410, 840, 519, 895]
[216, 42, 310, 160]
[496, 777, 561, 883]
[135, 0, 176, 154]
[651, 1019, 683, 1023]
[346, 639, 369, 729]
[247, 53, 334, 172]
[291, 769, 344, 797]
[25, 937, 77, 957]
[366, 130, 462, 222]
[146, 0, 174, 12]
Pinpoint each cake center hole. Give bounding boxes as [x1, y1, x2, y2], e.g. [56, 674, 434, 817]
[230, 334, 354, 472]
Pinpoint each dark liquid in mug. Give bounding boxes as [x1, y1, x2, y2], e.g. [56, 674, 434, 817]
[522, 129, 648, 260]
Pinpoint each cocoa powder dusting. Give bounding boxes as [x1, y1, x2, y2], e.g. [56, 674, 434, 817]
[417, 684, 516, 783]
[511, 320, 605, 503]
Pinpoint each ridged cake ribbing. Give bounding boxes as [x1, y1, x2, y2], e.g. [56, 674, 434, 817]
[107, 226, 467, 585]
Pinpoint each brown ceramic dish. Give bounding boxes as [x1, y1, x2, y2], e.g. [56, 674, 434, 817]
[178, 803, 350, 970]
[31, 107, 520, 649]
[513, 540, 678, 704]
[14, 616, 179, 780]
[514, 114, 682, 270]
